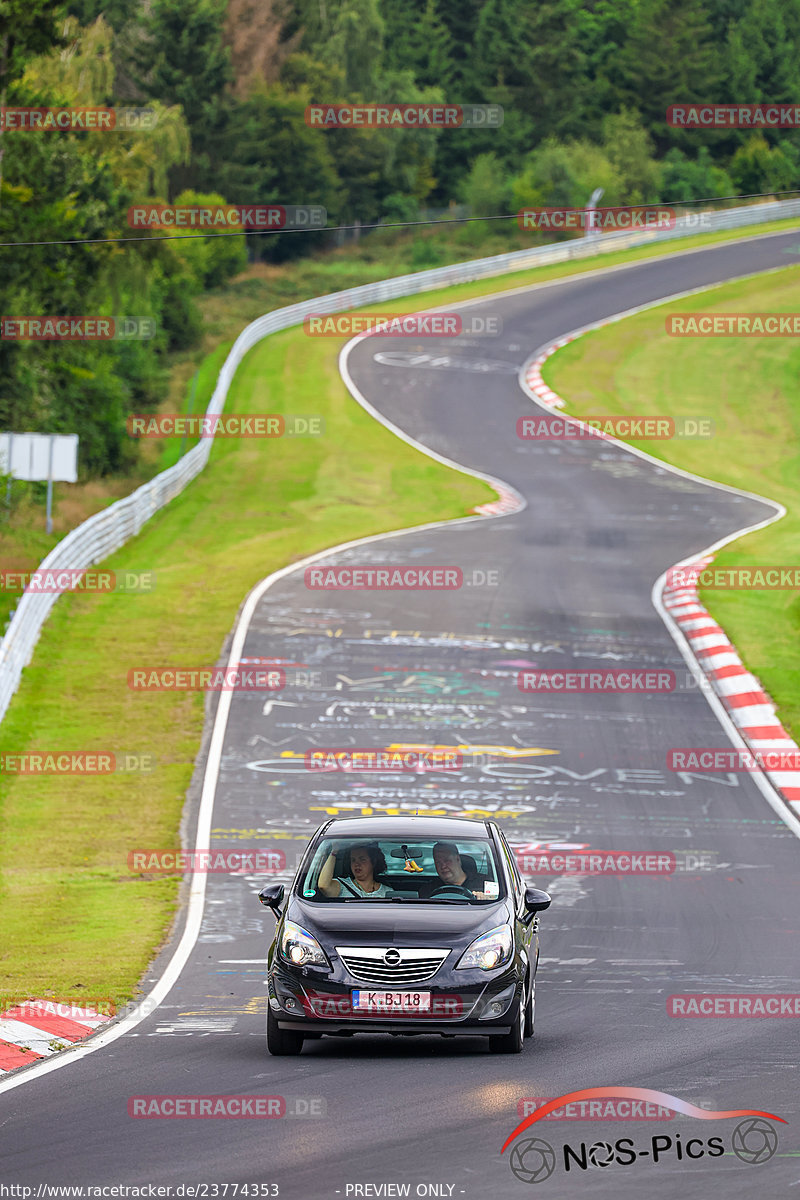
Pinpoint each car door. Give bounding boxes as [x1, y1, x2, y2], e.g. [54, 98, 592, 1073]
[494, 825, 535, 968]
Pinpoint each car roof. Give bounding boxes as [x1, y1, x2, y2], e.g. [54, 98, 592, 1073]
[316, 815, 493, 839]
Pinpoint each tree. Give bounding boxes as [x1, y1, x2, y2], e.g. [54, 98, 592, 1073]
[471, 0, 529, 93]
[720, 0, 800, 160]
[380, 0, 427, 78]
[461, 152, 510, 216]
[168, 190, 247, 287]
[511, 138, 619, 212]
[132, 0, 232, 191]
[660, 147, 733, 201]
[22, 16, 190, 197]
[434, 0, 485, 88]
[616, 0, 721, 154]
[729, 133, 797, 196]
[602, 109, 661, 203]
[206, 83, 344, 261]
[574, 0, 637, 134]
[409, 0, 454, 91]
[729, 0, 800, 102]
[65, 0, 135, 30]
[318, 0, 384, 96]
[523, 0, 590, 141]
[0, 0, 67, 198]
[0, 12, 200, 477]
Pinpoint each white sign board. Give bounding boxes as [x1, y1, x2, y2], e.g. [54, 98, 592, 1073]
[0, 433, 78, 482]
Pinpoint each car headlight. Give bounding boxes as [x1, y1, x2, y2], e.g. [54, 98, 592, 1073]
[456, 924, 514, 971]
[280, 920, 329, 967]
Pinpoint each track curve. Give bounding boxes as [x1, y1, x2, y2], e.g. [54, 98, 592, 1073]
[2, 231, 799, 1199]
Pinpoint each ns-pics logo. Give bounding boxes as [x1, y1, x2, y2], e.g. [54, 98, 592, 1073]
[502, 1088, 783, 1184]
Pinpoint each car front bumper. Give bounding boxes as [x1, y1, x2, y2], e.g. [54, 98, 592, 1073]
[268, 961, 523, 1036]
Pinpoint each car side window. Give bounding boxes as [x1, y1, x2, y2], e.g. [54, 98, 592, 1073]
[497, 831, 522, 908]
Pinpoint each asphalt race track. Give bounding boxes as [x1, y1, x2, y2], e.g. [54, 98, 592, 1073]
[2, 232, 799, 1197]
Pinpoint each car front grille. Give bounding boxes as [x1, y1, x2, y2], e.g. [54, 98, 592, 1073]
[336, 946, 450, 985]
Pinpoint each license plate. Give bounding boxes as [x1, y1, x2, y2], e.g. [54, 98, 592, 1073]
[352, 990, 431, 1013]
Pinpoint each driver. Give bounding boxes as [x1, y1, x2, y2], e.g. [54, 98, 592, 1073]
[427, 842, 485, 898]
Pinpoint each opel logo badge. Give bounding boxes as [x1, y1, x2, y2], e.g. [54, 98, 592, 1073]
[384, 948, 401, 966]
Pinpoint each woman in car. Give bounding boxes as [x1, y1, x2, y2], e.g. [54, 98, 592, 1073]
[318, 842, 391, 898]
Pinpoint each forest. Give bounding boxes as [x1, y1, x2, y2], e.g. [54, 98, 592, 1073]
[1, 0, 797, 476]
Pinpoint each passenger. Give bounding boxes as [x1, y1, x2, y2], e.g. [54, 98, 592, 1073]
[318, 843, 391, 898]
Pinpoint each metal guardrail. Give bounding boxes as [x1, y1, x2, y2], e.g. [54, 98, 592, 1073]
[1, 198, 798, 724]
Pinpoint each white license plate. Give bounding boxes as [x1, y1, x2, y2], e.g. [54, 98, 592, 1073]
[352, 990, 431, 1013]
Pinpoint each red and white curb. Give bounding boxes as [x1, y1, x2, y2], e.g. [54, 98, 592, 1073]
[524, 338, 577, 409]
[474, 482, 523, 516]
[0, 1001, 113, 1074]
[663, 559, 800, 811]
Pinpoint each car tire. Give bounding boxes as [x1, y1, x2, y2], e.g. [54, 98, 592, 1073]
[488, 984, 526, 1054]
[267, 1005, 304, 1056]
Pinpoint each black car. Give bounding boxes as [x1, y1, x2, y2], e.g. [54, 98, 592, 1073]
[257, 815, 551, 1055]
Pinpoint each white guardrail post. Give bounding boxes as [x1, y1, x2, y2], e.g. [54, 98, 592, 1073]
[0, 198, 798, 724]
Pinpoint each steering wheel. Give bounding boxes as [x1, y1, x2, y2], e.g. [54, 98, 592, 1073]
[430, 884, 475, 899]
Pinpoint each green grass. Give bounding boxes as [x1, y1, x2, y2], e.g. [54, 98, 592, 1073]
[155, 347, 228, 474]
[544, 266, 800, 739]
[0, 214, 798, 1009]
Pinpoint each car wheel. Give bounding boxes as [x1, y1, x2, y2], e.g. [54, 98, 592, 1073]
[267, 1005, 304, 1056]
[488, 984, 525, 1054]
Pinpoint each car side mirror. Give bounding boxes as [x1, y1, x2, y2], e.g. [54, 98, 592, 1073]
[258, 884, 285, 915]
[524, 887, 551, 916]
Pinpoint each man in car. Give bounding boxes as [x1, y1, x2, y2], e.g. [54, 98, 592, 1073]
[419, 841, 486, 898]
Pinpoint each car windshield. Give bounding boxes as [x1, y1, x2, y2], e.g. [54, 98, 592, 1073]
[297, 836, 504, 902]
